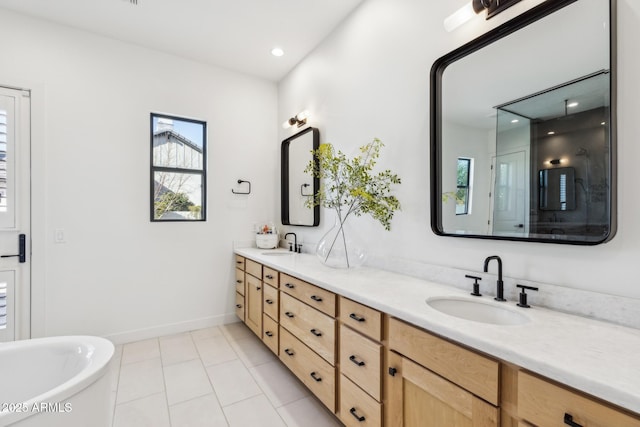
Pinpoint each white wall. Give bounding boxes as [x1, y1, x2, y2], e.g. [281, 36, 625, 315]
[0, 10, 279, 341]
[279, 0, 640, 300]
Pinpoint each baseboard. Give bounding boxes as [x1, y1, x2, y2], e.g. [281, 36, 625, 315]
[104, 312, 240, 345]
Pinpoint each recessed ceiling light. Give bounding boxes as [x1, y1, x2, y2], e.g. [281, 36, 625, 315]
[271, 47, 284, 57]
[547, 131, 555, 135]
[567, 102, 579, 108]
[511, 119, 519, 123]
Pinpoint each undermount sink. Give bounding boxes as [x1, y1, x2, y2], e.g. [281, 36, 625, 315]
[426, 296, 530, 325]
[260, 251, 294, 256]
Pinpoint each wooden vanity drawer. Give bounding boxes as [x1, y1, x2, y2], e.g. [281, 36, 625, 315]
[340, 324, 382, 401]
[280, 326, 336, 412]
[235, 269, 245, 295]
[340, 374, 382, 427]
[263, 267, 279, 288]
[262, 314, 279, 355]
[280, 292, 336, 365]
[235, 292, 244, 321]
[388, 317, 499, 405]
[280, 273, 336, 316]
[518, 371, 640, 426]
[339, 297, 382, 341]
[263, 284, 279, 321]
[235, 255, 245, 270]
[245, 259, 262, 279]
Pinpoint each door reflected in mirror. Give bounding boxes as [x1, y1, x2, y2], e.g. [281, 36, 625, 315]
[432, 0, 615, 244]
[281, 127, 320, 227]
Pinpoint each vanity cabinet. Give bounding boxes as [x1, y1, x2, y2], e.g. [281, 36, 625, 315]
[517, 371, 640, 427]
[338, 297, 384, 427]
[387, 317, 499, 427]
[232, 251, 640, 427]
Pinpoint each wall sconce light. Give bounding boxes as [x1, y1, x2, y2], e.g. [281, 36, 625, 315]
[444, 0, 522, 32]
[549, 159, 561, 165]
[473, 0, 522, 19]
[282, 110, 309, 129]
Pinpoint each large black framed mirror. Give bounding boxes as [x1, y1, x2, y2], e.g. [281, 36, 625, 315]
[431, 0, 616, 244]
[281, 127, 320, 226]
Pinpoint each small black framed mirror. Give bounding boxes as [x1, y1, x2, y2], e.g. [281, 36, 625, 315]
[281, 127, 320, 226]
[431, 0, 616, 244]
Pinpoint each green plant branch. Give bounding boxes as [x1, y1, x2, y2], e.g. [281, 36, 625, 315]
[305, 139, 401, 266]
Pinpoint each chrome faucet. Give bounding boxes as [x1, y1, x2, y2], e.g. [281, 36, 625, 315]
[284, 233, 298, 253]
[483, 255, 506, 301]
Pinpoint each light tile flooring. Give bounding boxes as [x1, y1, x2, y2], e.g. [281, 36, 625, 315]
[110, 322, 344, 427]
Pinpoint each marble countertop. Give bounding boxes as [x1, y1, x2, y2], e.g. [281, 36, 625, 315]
[235, 247, 640, 415]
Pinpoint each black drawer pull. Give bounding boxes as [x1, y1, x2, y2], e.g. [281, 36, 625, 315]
[235, 304, 242, 309]
[236, 260, 243, 264]
[564, 414, 583, 427]
[285, 312, 295, 318]
[236, 280, 242, 284]
[256, 286, 261, 291]
[349, 355, 365, 367]
[388, 367, 397, 376]
[349, 313, 366, 322]
[265, 331, 274, 337]
[265, 299, 274, 305]
[310, 295, 323, 302]
[284, 348, 294, 356]
[310, 328, 322, 337]
[265, 274, 274, 279]
[350, 407, 365, 422]
[310, 372, 322, 382]
[285, 283, 295, 289]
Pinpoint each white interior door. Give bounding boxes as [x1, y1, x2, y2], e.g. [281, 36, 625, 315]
[0, 86, 31, 342]
[491, 150, 528, 237]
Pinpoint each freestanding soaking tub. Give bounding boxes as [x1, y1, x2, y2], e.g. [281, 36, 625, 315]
[0, 336, 114, 427]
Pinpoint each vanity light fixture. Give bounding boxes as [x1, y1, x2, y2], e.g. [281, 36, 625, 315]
[567, 101, 579, 108]
[271, 47, 284, 57]
[547, 131, 556, 135]
[511, 119, 519, 123]
[444, 0, 522, 31]
[549, 159, 561, 165]
[282, 110, 309, 129]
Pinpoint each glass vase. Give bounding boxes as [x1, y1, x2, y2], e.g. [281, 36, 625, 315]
[316, 212, 366, 268]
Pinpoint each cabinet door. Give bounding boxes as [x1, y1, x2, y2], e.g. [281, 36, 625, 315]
[387, 352, 498, 427]
[245, 274, 262, 337]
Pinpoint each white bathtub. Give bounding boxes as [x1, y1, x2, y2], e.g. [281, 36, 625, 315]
[0, 336, 114, 427]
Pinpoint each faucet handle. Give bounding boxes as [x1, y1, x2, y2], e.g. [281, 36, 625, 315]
[465, 275, 482, 297]
[516, 284, 539, 308]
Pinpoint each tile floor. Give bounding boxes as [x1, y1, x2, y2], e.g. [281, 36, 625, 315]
[110, 322, 344, 427]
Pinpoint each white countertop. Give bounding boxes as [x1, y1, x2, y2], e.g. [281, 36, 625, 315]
[235, 247, 640, 415]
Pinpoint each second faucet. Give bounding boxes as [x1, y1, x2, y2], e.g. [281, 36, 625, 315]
[483, 255, 506, 302]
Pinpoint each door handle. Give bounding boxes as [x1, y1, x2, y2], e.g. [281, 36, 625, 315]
[1, 234, 26, 263]
[514, 224, 524, 228]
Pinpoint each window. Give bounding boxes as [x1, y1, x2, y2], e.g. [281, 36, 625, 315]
[456, 158, 472, 215]
[150, 113, 206, 221]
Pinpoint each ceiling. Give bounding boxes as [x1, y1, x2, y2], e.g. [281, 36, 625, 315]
[0, 0, 364, 81]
